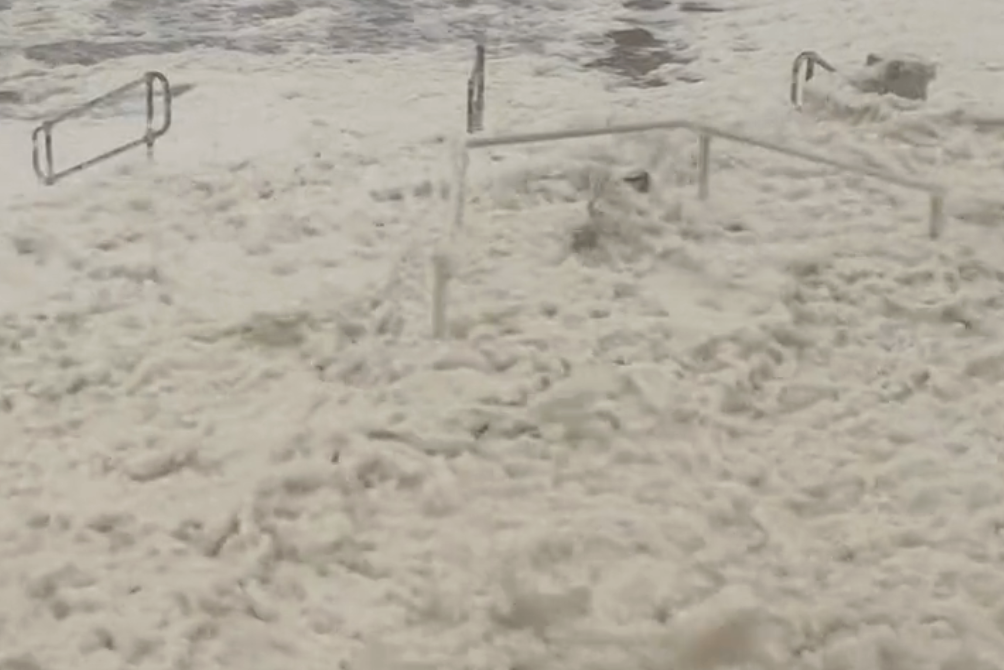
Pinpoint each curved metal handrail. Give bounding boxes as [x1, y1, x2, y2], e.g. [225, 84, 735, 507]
[31, 70, 173, 185]
[790, 51, 838, 109]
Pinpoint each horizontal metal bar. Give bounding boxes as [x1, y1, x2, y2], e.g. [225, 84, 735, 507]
[43, 75, 149, 126]
[686, 122, 942, 194]
[44, 137, 149, 185]
[466, 119, 690, 148]
[465, 118, 942, 195]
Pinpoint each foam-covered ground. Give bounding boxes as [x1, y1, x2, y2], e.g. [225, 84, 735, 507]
[3, 0, 1004, 668]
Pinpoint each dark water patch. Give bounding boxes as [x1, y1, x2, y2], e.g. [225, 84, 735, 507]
[587, 0, 711, 87]
[35, 0, 503, 65]
[24, 39, 188, 66]
[623, 0, 671, 9]
[0, 0, 11, 10]
[106, 0, 187, 14]
[679, 1, 725, 12]
[325, 0, 414, 52]
[98, 0, 306, 38]
[587, 27, 695, 87]
[23, 37, 285, 67]
[0, 88, 26, 121]
[14, 0, 713, 82]
[324, 3, 544, 56]
[323, 0, 532, 55]
[172, 82, 197, 97]
[21, 27, 534, 69]
[233, 0, 302, 22]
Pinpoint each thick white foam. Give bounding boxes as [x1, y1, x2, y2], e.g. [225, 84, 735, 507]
[3, 0, 1004, 668]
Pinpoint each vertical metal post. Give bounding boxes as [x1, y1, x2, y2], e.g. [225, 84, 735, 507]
[448, 41, 483, 339]
[451, 145, 470, 231]
[467, 41, 485, 134]
[431, 252, 450, 339]
[790, 54, 806, 109]
[476, 41, 485, 130]
[145, 72, 156, 160]
[928, 193, 945, 239]
[44, 126, 55, 184]
[697, 133, 711, 200]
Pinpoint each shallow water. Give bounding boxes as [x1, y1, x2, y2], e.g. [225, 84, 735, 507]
[2, 0, 719, 85]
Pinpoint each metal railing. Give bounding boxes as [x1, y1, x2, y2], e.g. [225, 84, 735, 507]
[790, 51, 838, 109]
[466, 41, 486, 134]
[31, 71, 173, 185]
[462, 119, 945, 237]
[432, 118, 947, 336]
